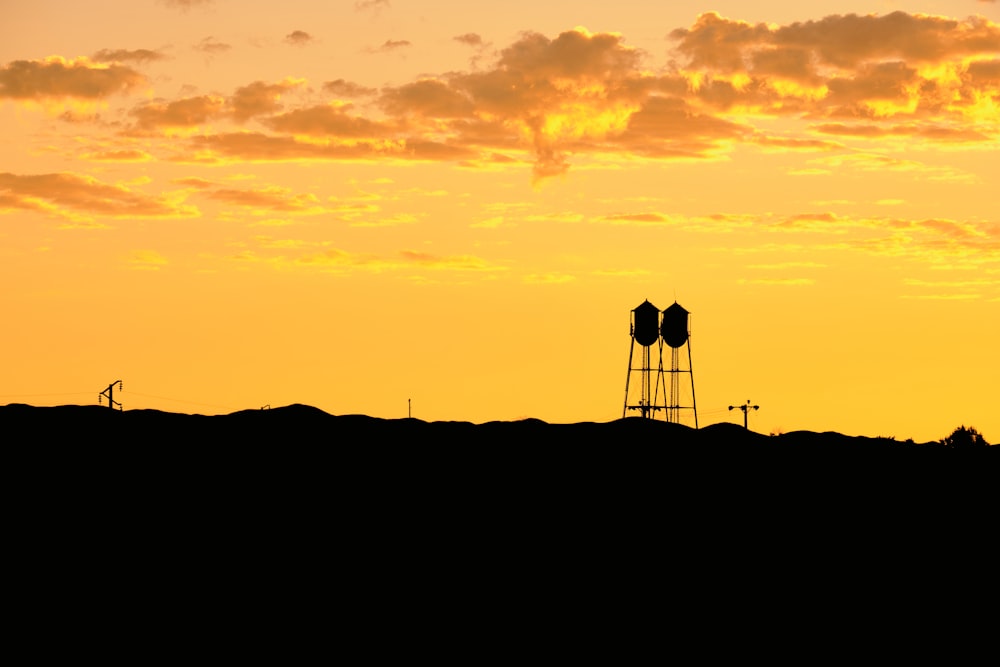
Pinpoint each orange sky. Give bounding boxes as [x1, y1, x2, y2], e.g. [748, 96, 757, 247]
[2, 0, 998, 443]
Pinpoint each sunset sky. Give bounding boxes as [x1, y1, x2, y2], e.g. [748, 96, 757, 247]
[2, 0, 998, 443]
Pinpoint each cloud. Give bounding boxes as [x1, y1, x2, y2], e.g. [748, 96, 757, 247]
[372, 39, 411, 53]
[668, 12, 1000, 124]
[378, 79, 475, 118]
[883, 218, 1000, 260]
[249, 244, 506, 276]
[615, 96, 751, 158]
[201, 185, 324, 213]
[91, 49, 166, 64]
[810, 121, 992, 145]
[752, 134, 843, 152]
[672, 11, 999, 72]
[734, 211, 1000, 265]
[195, 36, 231, 56]
[747, 261, 827, 270]
[349, 213, 419, 228]
[737, 278, 816, 286]
[807, 152, 976, 182]
[355, 0, 390, 12]
[0, 172, 197, 220]
[264, 104, 394, 137]
[323, 79, 377, 97]
[441, 28, 654, 180]
[398, 250, 502, 271]
[593, 211, 752, 232]
[82, 149, 154, 162]
[454, 33, 484, 47]
[524, 273, 576, 284]
[62, 13, 994, 183]
[182, 131, 476, 164]
[966, 58, 1000, 82]
[127, 79, 304, 128]
[774, 212, 851, 232]
[0, 57, 145, 100]
[285, 31, 313, 46]
[231, 78, 304, 122]
[160, 0, 214, 10]
[172, 177, 215, 188]
[131, 95, 228, 129]
[600, 213, 673, 225]
[127, 250, 169, 270]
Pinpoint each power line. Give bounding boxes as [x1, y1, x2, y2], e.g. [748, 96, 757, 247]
[0, 391, 93, 399]
[729, 399, 760, 429]
[99, 380, 123, 411]
[121, 390, 241, 412]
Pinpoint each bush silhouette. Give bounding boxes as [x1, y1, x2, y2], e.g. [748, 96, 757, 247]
[941, 425, 989, 448]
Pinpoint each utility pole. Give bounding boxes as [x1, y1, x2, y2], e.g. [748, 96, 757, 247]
[729, 399, 758, 429]
[100, 380, 123, 411]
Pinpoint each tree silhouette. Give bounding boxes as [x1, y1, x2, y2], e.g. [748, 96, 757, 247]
[941, 425, 989, 449]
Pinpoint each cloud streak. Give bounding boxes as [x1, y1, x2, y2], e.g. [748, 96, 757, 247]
[0, 172, 197, 221]
[0, 57, 145, 100]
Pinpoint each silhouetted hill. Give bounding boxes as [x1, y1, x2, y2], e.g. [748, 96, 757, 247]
[7, 402, 994, 459]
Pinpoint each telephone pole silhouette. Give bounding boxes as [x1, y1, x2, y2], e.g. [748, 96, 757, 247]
[100, 380, 123, 411]
[729, 399, 758, 429]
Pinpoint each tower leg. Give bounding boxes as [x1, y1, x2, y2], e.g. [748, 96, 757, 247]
[688, 339, 698, 429]
[642, 345, 650, 419]
[623, 338, 635, 419]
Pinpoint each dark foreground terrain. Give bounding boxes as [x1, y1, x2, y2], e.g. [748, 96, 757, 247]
[7, 402, 995, 547]
[5, 401, 994, 628]
[6, 402, 994, 475]
[6, 401, 995, 449]
[5, 401, 993, 445]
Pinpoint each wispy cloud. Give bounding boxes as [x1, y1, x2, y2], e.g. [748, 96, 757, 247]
[241, 244, 506, 276]
[201, 185, 325, 214]
[0, 172, 198, 221]
[194, 36, 231, 57]
[369, 39, 412, 54]
[127, 249, 169, 270]
[355, 0, 390, 13]
[82, 149, 154, 162]
[159, 0, 214, 10]
[323, 79, 377, 98]
[91, 49, 166, 64]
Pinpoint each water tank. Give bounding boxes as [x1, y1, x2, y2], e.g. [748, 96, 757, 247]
[660, 301, 689, 348]
[632, 300, 660, 347]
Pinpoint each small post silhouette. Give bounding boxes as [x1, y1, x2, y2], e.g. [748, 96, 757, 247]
[100, 380, 123, 411]
[729, 399, 758, 429]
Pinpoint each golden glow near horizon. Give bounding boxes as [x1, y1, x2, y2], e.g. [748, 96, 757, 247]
[2, 1, 998, 442]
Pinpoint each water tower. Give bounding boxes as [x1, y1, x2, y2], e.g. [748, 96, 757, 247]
[623, 300, 668, 419]
[661, 302, 698, 428]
